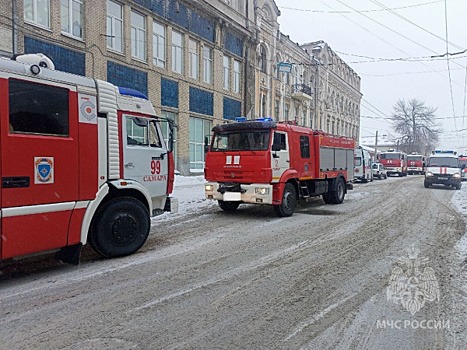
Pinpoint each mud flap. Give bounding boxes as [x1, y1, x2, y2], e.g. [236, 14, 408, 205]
[55, 244, 82, 265]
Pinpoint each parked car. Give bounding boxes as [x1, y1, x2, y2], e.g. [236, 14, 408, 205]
[372, 162, 387, 180]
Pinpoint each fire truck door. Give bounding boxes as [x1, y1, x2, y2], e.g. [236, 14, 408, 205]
[123, 116, 168, 198]
[1, 78, 79, 259]
[271, 131, 290, 183]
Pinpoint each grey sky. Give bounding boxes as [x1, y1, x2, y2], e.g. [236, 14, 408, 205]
[274, 0, 467, 151]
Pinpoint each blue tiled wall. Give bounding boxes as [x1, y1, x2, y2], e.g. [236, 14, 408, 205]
[107, 61, 148, 97]
[134, 0, 215, 43]
[224, 31, 243, 58]
[223, 97, 242, 120]
[161, 78, 179, 108]
[24, 37, 85, 75]
[189, 87, 213, 116]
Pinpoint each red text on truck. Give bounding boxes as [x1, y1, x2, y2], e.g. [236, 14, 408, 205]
[0, 54, 176, 264]
[379, 149, 407, 177]
[204, 118, 355, 217]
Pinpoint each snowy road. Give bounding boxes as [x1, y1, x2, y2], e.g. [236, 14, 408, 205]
[1, 175, 467, 349]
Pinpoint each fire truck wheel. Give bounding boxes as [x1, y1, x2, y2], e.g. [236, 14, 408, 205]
[323, 177, 346, 204]
[89, 197, 150, 258]
[273, 183, 297, 217]
[218, 200, 240, 212]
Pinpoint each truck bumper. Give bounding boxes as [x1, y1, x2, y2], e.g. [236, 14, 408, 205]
[425, 176, 461, 186]
[205, 182, 273, 204]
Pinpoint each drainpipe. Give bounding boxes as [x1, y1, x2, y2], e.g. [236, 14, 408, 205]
[12, 1, 18, 55]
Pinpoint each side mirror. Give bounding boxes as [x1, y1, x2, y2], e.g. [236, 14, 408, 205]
[204, 136, 209, 153]
[272, 143, 281, 152]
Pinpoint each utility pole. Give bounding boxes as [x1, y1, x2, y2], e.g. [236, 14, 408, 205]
[374, 130, 378, 161]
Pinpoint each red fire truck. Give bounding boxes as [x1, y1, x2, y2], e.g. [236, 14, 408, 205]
[204, 118, 355, 217]
[407, 153, 426, 175]
[0, 54, 176, 264]
[379, 149, 407, 177]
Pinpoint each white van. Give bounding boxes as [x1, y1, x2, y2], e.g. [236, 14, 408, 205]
[354, 146, 373, 182]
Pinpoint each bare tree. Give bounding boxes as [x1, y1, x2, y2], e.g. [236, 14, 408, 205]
[390, 99, 442, 154]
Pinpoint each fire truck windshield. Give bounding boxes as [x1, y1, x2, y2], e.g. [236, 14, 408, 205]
[380, 153, 401, 160]
[407, 155, 423, 161]
[427, 157, 459, 168]
[211, 130, 270, 151]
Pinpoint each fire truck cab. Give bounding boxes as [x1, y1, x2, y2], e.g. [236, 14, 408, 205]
[0, 54, 176, 264]
[407, 153, 426, 175]
[379, 149, 407, 177]
[424, 150, 462, 189]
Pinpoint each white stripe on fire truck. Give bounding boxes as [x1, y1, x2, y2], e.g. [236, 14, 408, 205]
[2, 201, 89, 218]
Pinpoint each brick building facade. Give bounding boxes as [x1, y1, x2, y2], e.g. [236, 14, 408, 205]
[0, 0, 361, 175]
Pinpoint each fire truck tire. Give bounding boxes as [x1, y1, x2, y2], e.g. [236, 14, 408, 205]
[89, 197, 150, 258]
[273, 183, 297, 217]
[323, 177, 346, 204]
[218, 200, 240, 212]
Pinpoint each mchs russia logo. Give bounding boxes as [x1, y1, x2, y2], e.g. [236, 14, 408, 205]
[387, 246, 440, 315]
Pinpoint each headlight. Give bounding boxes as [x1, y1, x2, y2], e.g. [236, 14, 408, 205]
[426, 172, 434, 177]
[255, 187, 269, 195]
[205, 184, 214, 191]
[453, 173, 461, 178]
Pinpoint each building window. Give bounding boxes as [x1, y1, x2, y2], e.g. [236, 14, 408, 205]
[261, 93, 267, 118]
[274, 99, 279, 119]
[172, 30, 183, 74]
[24, 0, 50, 28]
[189, 39, 199, 80]
[233, 60, 241, 93]
[153, 21, 165, 68]
[106, 0, 123, 52]
[131, 11, 146, 61]
[203, 46, 213, 84]
[259, 46, 267, 73]
[284, 104, 289, 121]
[223, 55, 230, 90]
[61, 0, 83, 38]
[189, 117, 212, 170]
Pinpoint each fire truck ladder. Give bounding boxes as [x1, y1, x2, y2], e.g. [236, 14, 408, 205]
[298, 181, 311, 199]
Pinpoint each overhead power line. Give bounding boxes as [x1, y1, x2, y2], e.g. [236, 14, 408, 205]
[278, 1, 443, 13]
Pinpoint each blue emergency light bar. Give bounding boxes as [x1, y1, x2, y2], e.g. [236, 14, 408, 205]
[235, 117, 273, 122]
[432, 150, 457, 155]
[118, 87, 149, 100]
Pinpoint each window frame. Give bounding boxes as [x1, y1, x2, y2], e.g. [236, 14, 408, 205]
[106, 0, 123, 53]
[24, 0, 50, 28]
[189, 39, 199, 80]
[61, 0, 83, 39]
[131, 10, 147, 61]
[223, 55, 231, 90]
[172, 30, 184, 74]
[233, 60, 241, 93]
[153, 20, 166, 68]
[203, 46, 213, 84]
